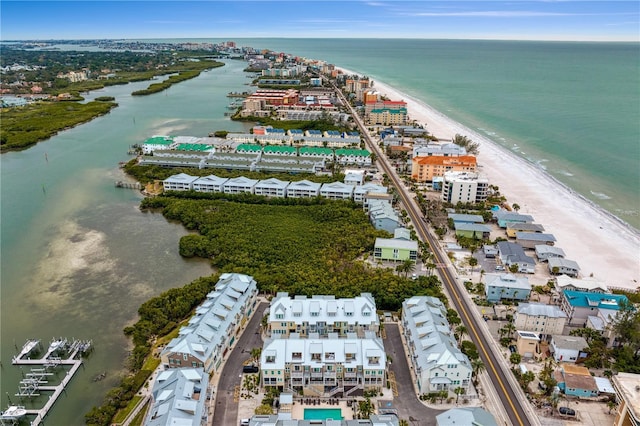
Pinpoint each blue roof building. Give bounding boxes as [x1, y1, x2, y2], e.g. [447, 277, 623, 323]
[561, 290, 630, 326]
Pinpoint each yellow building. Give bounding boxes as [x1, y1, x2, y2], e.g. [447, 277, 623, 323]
[411, 155, 477, 182]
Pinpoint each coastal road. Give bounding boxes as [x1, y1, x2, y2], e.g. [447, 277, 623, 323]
[383, 323, 443, 425]
[211, 302, 268, 426]
[335, 83, 535, 426]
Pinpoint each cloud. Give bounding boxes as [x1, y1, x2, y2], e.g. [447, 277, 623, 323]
[401, 10, 632, 17]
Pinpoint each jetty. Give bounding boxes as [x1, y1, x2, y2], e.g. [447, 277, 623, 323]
[115, 181, 142, 190]
[10, 338, 93, 426]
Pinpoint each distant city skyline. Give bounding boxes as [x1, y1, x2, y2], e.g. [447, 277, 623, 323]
[1, 1, 638, 42]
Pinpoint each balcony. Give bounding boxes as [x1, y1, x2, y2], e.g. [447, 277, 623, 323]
[290, 371, 304, 379]
[311, 372, 323, 379]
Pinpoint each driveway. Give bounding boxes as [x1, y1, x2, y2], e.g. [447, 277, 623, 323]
[383, 323, 444, 425]
[211, 302, 268, 426]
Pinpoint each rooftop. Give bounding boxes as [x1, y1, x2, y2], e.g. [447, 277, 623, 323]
[563, 290, 629, 310]
[612, 373, 640, 420]
[517, 303, 567, 318]
[552, 335, 588, 351]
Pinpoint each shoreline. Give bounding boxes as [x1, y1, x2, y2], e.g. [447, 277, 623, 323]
[337, 66, 640, 290]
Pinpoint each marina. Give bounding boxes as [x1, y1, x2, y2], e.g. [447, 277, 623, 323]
[4, 338, 93, 426]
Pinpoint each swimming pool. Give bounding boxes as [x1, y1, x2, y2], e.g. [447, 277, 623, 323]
[304, 408, 343, 420]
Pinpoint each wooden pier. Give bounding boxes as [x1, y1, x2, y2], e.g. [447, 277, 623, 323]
[10, 338, 92, 426]
[115, 181, 142, 190]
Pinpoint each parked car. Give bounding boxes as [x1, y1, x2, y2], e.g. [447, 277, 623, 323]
[242, 365, 259, 374]
[240, 419, 250, 426]
[558, 407, 576, 416]
[495, 265, 505, 271]
[509, 345, 517, 353]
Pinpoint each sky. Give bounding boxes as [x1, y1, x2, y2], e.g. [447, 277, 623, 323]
[1, 1, 638, 42]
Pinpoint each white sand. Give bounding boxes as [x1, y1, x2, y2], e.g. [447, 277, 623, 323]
[339, 67, 640, 290]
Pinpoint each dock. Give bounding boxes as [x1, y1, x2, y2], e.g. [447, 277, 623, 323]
[115, 181, 142, 190]
[10, 338, 92, 426]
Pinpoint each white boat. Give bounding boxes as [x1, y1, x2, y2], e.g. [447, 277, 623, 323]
[0, 406, 27, 420]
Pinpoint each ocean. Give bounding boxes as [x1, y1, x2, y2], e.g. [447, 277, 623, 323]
[224, 38, 639, 229]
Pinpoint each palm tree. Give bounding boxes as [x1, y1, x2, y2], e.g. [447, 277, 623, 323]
[471, 359, 485, 387]
[396, 259, 415, 278]
[455, 325, 468, 345]
[454, 386, 466, 404]
[512, 203, 521, 212]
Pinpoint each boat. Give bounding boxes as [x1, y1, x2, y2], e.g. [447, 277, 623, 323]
[48, 338, 67, 353]
[0, 406, 27, 421]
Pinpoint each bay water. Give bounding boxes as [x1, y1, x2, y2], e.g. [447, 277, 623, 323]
[0, 60, 250, 424]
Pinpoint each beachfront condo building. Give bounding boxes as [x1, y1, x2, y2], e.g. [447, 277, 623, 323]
[260, 333, 386, 397]
[611, 373, 640, 426]
[560, 290, 629, 326]
[267, 292, 379, 338]
[411, 155, 477, 182]
[441, 171, 489, 204]
[368, 108, 408, 126]
[402, 296, 473, 395]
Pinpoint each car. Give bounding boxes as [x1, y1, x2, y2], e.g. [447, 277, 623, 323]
[411, 273, 418, 280]
[242, 365, 259, 374]
[495, 265, 505, 271]
[558, 407, 576, 416]
[240, 419, 250, 426]
[509, 345, 517, 353]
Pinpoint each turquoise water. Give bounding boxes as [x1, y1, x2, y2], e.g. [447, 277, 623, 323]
[217, 38, 639, 229]
[304, 408, 343, 420]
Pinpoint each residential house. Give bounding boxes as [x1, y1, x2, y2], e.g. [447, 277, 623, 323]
[253, 178, 290, 198]
[548, 258, 580, 277]
[368, 200, 403, 234]
[335, 149, 372, 166]
[160, 273, 258, 373]
[222, 176, 258, 194]
[448, 213, 484, 224]
[286, 180, 321, 198]
[298, 146, 334, 160]
[555, 364, 599, 398]
[496, 241, 536, 274]
[556, 275, 608, 294]
[515, 331, 540, 359]
[484, 273, 531, 302]
[506, 223, 545, 238]
[144, 368, 209, 426]
[515, 232, 556, 249]
[191, 174, 228, 192]
[353, 183, 387, 204]
[319, 181, 354, 200]
[514, 303, 567, 338]
[344, 171, 365, 186]
[611, 372, 640, 426]
[535, 245, 566, 262]
[453, 222, 491, 239]
[441, 172, 489, 204]
[586, 310, 620, 348]
[267, 292, 379, 338]
[142, 135, 176, 154]
[163, 173, 199, 191]
[493, 211, 534, 229]
[411, 155, 477, 183]
[362, 192, 394, 212]
[374, 237, 418, 262]
[436, 407, 498, 426]
[402, 296, 472, 395]
[260, 332, 386, 396]
[550, 335, 588, 363]
[561, 290, 629, 326]
[140, 156, 204, 169]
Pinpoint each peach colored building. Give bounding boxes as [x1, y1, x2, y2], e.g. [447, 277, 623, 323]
[411, 155, 477, 182]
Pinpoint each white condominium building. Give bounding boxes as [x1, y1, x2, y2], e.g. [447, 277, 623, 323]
[261, 332, 386, 397]
[268, 292, 379, 338]
[160, 273, 258, 373]
[402, 296, 472, 395]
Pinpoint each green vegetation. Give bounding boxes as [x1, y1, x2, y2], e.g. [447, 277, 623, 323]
[131, 60, 223, 95]
[232, 112, 350, 134]
[95, 96, 116, 102]
[111, 395, 142, 424]
[141, 193, 444, 310]
[1, 100, 117, 152]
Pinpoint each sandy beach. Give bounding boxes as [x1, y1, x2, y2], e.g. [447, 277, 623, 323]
[339, 67, 640, 291]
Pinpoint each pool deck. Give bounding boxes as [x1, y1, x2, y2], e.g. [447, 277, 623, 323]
[292, 401, 353, 420]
